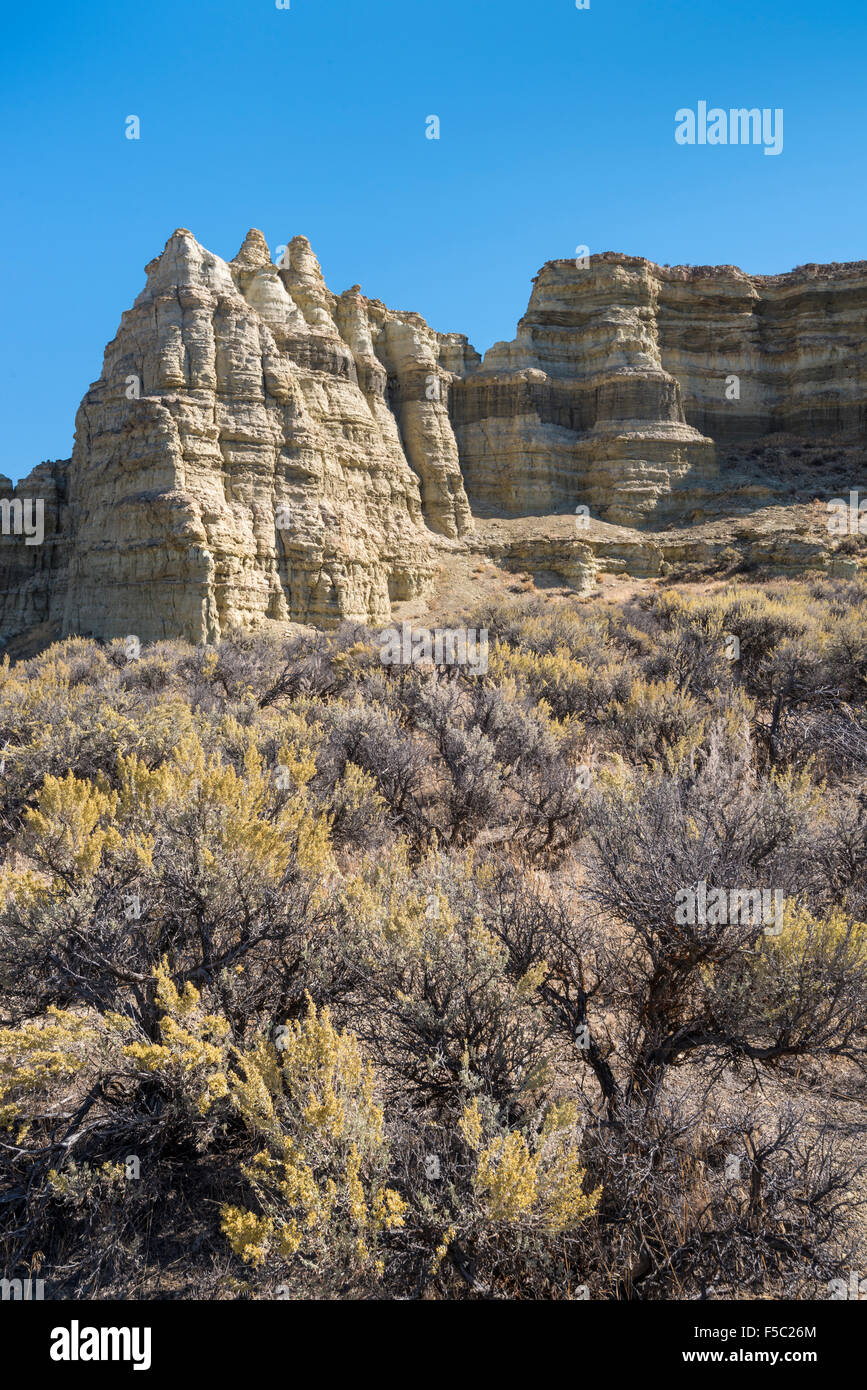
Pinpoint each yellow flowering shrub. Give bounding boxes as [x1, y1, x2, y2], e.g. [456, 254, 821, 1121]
[749, 904, 867, 1023]
[762, 903, 867, 970]
[603, 677, 706, 768]
[21, 773, 122, 878]
[115, 729, 332, 882]
[0, 1007, 104, 1135]
[489, 644, 596, 723]
[122, 961, 231, 1115]
[0, 966, 405, 1284]
[220, 998, 405, 1276]
[464, 1098, 600, 1234]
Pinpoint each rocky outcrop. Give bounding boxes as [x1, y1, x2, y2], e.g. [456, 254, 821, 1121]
[452, 257, 716, 527]
[2, 229, 479, 645]
[0, 462, 69, 642]
[451, 253, 867, 526]
[1, 239, 864, 646]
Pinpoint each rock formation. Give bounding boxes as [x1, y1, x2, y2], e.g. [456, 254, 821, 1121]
[451, 253, 867, 525]
[36, 228, 475, 645]
[1, 234, 865, 646]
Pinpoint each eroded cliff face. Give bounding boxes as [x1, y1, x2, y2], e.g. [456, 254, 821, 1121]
[1, 238, 865, 646]
[451, 253, 867, 526]
[53, 228, 479, 644]
[451, 256, 716, 527]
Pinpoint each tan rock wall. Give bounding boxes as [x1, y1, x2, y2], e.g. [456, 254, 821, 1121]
[1, 240, 864, 646]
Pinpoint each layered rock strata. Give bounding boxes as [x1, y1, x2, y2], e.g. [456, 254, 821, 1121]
[450, 253, 867, 526]
[2, 229, 476, 645]
[1, 239, 864, 645]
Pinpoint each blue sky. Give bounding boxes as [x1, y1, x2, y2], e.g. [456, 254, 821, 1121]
[1, 0, 865, 480]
